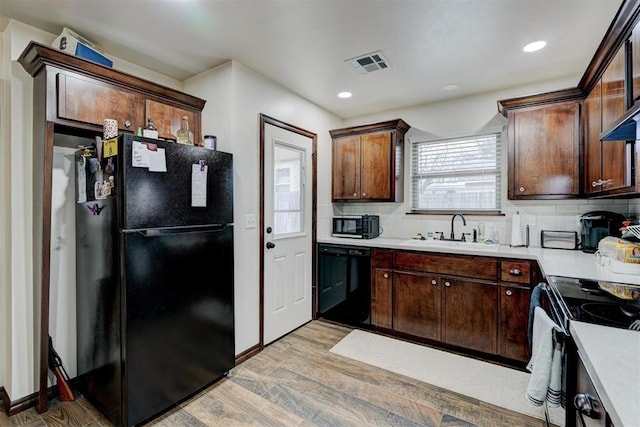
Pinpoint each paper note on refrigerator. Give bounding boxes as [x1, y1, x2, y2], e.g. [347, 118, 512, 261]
[191, 164, 207, 207]
[148, 148, 167, 172]
[132, 141, 149, 168]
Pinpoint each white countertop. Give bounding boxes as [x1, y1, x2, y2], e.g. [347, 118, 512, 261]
[570, 322, 640, 427]
[318, 236, 640, 425]
[318, 236, 640, 285]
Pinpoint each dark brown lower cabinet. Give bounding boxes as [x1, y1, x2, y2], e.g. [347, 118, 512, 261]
[371, 268, 393, 329]
[499, 284, 532, 361]
[442, 278, 498, 354]
[392, 271, 441, 340]
[369, 250, 533, 364]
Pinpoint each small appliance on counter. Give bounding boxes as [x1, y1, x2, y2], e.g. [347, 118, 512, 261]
[579, 210, 626, 253]
[332, 214, 380, 239]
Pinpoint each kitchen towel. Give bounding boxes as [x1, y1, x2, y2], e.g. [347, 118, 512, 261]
[511, 211, 523, 246]
[527, 283, 543, 348]
[526, 306, 562, 407]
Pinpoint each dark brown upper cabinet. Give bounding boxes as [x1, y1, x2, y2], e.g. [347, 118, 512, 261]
[330, 119, 409, 202]
[499, 1, 640, 199]
[504, 97, 581, 200]
[584, 45, 635, 196]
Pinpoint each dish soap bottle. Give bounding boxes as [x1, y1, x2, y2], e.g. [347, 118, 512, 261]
[176, 115, 194, 145]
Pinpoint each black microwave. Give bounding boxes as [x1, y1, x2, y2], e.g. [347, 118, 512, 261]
[332, 215, 380, 239]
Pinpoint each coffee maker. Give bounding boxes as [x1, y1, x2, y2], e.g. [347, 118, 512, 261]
[579, 211, 627, 253]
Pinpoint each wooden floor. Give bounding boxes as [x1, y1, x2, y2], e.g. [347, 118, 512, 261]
[1, 321, 551, 427]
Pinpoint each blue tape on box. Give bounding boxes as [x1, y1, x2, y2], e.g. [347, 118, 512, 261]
[75, 42, 113, 68]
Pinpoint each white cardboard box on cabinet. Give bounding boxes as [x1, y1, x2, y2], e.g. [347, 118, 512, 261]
[52, 27, 113, 68]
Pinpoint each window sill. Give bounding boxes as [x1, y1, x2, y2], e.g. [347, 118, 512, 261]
[406, 210, 505, 216]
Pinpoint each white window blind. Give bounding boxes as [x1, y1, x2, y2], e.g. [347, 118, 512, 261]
[411, 133, 501, 212]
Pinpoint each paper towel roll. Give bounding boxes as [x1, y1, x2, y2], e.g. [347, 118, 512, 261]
[511, 211, 522, 247]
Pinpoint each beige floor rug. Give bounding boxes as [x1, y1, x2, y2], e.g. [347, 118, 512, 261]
[330, 329, 564, 426]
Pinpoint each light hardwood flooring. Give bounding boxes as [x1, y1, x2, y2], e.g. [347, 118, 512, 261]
[1, 321, 552, 427]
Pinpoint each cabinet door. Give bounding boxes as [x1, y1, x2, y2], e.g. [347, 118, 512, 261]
[584, 81, 603, 195]
[371, 268, 393, 329]
[442, 278, 497, 354]
[332, 135, 361, 200]
[393, 271, 441, 340]
[633, 21, 640, 103]
[145, 100, 199, 142]
[509, 101, 580, 198]
[601, 47, 631, 192]
[57, 72, 143, 132]
[499, 284, 531, 362]
[360, 131, 391, 200]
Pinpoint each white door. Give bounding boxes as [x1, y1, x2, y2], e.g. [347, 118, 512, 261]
[263, 120, 313, 345]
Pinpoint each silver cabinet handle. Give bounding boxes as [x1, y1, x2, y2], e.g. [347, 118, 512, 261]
[592, 179, 614, 187]
[431, 279, 437, 285]
[444, 281, 451, 287]
[124, 120, 132, 129]
[383, 273, 389, 279]
[508, 269, 522, 276]
[353, 192, 357, 197]
[574, 393, 601, 420]
[519, 186, 525, 192]
[362, 193, 366, 197]
[505, 289, 513, 296]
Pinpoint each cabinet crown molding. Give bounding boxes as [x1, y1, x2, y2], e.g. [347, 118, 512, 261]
[329, 118, 410, 138]
[18, 41, 206, 111]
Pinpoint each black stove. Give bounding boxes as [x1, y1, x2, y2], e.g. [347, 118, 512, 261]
[547, 276, 640, 330]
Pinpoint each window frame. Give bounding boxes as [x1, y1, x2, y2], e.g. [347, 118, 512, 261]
[409, 132, 502, 214]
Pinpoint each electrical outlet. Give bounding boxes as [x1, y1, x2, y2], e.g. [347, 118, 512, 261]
[245, 214, 257, 229]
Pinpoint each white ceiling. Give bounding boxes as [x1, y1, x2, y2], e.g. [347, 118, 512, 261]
[0, 0, 624, 119]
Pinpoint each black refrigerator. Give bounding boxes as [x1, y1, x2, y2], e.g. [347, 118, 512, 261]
[75, 134, 234, 426]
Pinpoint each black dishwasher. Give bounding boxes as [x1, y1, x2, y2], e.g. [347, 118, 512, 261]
[317, 243, 371, 326]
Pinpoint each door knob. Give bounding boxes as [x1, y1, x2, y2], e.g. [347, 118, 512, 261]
[266, 241, 275, 249]
[266, 226, 272, 234]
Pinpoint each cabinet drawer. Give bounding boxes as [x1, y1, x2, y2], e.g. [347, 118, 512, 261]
[372, 249, 393, 268]
[395, 252, 497, 281]
[57, 73, 143, 131]
[500, 261, 531, 284]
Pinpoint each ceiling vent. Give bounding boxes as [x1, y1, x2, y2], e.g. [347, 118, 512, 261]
[345, 51, 390, 74]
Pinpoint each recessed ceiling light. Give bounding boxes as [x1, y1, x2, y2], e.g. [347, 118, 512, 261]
[523, 40, 547, 53]
[442, 83, 461, 92]
[338, 91, 352, 99]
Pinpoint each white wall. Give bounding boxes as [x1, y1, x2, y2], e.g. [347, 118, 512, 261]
[329, 79, 633, 247]
[0, 19, 54, 402]
[184, 61, 342, 354]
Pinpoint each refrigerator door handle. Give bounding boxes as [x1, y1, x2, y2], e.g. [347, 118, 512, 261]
[127, 224, 231, 237]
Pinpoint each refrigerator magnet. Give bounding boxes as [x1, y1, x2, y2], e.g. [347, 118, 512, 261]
[103, 137, 118, 158]
[191, 163, 207, 207]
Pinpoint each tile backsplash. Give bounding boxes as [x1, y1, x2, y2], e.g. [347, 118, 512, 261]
[319, 198, 639, 247]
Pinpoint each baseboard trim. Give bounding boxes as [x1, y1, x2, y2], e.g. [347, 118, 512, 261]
[235, 343, 261, 365]
[2, 346, 265, 418]
[0, 386, 39, 417]
[0, 379, 78, 417]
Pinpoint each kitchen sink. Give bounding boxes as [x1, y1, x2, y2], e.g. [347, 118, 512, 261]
[401, 239, 500, 251]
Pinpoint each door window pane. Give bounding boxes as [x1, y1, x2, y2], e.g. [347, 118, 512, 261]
[273, 143, 304, 235]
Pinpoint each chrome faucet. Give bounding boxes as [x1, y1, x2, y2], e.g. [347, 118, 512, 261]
[450, 213, 466, 240]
